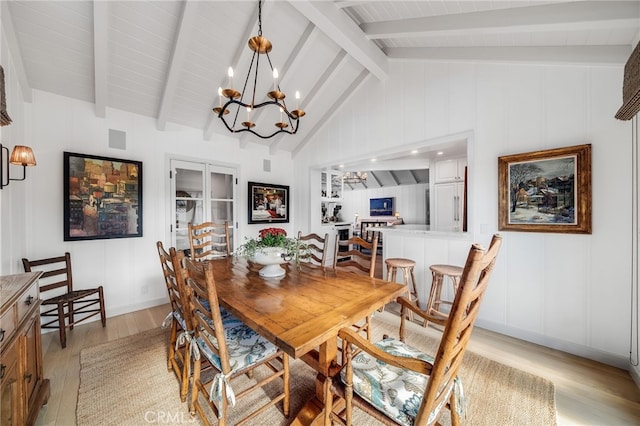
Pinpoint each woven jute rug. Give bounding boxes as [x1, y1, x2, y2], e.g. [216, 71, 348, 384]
[76, 311, 556, 425]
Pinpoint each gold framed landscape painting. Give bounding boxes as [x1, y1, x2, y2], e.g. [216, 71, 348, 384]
[498, 144, 592, 234]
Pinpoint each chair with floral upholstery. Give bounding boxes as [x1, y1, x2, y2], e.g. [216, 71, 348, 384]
[156, 241, 192, 402]
[171, 249, 290, 425]
[333, 234, 502, 426]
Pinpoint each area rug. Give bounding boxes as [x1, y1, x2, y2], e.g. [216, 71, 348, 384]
[76, 312, 556, 425]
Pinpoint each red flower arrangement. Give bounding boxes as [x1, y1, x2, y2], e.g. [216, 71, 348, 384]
[236, 227, 305, 262]
[258, 227, 288, 246]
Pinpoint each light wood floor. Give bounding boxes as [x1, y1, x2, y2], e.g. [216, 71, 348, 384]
[35, 303, 640, 426]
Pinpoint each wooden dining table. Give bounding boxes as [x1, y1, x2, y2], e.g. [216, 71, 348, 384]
[206, 257, 407, 425]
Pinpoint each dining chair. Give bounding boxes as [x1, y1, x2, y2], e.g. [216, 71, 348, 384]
[188, 221, 231, 261]
[334, 234, 379, 342]
[333, 234, 502, 426]
[156, 241, 192, 402]
[22, 252, 106, 349]
[297, 231, 329, 266]
[171, 249, 290, 425]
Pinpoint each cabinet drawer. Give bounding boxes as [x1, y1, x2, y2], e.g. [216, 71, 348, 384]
[0, 338, 19, 379]
[16, 282, 39, 325]
[0, 307, 16, 350]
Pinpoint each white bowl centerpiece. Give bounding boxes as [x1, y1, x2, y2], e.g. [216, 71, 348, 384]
[236, 227, 306, 277]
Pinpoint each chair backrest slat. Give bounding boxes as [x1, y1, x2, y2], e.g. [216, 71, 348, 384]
[171, 249, 232, 374]
[188, 221, 231, 261]
[297, 231, 329, 266]
[22, 253, 74, 294]
[334, 235, 378, 278]
[156, 242, 186, 319]
[414, 234, 502, 424]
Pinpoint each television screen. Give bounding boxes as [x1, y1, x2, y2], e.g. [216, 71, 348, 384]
[370, 197, 394, 216]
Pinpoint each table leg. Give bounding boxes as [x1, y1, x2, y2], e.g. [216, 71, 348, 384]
[290, 338, 341, 426]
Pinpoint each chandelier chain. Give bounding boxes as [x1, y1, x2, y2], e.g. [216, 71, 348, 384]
[258, 0, 263, 37]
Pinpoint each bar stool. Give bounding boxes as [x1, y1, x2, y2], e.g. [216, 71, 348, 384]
[384, 258, 419, 319]
[424, 264, 463, 327]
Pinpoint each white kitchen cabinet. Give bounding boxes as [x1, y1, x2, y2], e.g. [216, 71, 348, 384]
[434, 182, 465, 232]
[435, 158, 466, 183]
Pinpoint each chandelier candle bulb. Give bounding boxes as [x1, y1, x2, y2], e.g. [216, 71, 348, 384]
[218, 87, 222, 107]
[273, 68, 278, 91]
[227, 67, 234, 89]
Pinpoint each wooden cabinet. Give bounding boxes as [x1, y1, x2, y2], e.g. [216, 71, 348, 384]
[0, 272, 50, 426]
[435, 157, 466, 183]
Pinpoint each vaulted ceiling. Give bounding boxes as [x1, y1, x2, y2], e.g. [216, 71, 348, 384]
[2, 1, 638, 155]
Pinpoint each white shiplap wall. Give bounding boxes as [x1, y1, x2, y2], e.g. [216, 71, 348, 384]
[0, 86, 296, 317]
[0, 22, 31, 274]
[294, 60, 632, 368]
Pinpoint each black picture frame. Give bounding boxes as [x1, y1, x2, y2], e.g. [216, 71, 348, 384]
[248, 181, 289, 224]
[64, 151, 143, 241]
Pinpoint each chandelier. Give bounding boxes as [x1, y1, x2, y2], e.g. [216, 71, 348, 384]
[213, 1, 304, 139]
[343, 171, 368, 185]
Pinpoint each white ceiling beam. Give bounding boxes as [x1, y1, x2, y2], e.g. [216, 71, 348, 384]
[334, 1, 371, 9]
[388, 170, 401, 186]
[269, 48, 348, 155]
[363, 1, 640, 39]
[1, 2, 32, 102]
[288, 0, 388, 81]
[157, 0, 199, 131]
[369, 171, 382, 187]
[386, 45, 632, 65]
[204, 3, 262, 141]
[293, 69, 370, 157]
[93, 0, 108, 118]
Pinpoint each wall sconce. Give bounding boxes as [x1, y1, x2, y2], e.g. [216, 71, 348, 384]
[1, 144, 37, 189]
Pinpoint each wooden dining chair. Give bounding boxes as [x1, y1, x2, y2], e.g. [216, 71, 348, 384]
[333, 234, 502, 426]
[297, 231, 329, 266]
[188, 221, 231, 261]
[22, 252, 106, 349]
[171, 249, 290, 425]
[334, 234, 379, 342]
[156, 241, 192, 402]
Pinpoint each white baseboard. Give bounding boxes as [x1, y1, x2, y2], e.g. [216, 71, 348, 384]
[475, 318, 630, 370]
[40, 297, 170, 336]
[630, 364, 640, 389]
[106, 296, 169, 318]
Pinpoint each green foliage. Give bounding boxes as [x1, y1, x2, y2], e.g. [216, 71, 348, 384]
[235, 227, 308, 263]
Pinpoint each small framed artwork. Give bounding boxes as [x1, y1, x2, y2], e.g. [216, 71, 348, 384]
[498, 144, 591, 234]
[248, 181, 289, 224]
[64, 152, 143, 241]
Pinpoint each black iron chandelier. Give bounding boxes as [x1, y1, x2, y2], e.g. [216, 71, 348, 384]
[213, 1, 304, 139]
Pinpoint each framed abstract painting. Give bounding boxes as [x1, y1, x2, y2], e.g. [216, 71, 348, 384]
[64, 152, 143, 241]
